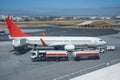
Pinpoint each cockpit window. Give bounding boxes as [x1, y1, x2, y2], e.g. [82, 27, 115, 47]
[99, 40, 102, 41]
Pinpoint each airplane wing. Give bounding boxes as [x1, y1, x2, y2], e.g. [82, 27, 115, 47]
[40, 38, 47, 46]
[48, 43, 67, 47]
[40, 38, 67, 47]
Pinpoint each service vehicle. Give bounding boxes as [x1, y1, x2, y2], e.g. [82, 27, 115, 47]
[31, 50, 68, 62]
[73, 50, 100, 61]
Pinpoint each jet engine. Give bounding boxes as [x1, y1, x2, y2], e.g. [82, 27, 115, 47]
[64, 44, 75, 51]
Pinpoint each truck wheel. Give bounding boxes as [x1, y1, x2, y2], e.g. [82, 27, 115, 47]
[31, 58, 35, 62]
[74, 57, 80, 61]
[96, 56, 100, 59]
[66, 57, 69, 61]
[56, 57, 60, 62]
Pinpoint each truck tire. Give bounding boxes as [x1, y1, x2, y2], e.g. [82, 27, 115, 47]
[31, 58, 35, 62]
[74, 57, 80, 61]
[56, 57, 60, 62]
[66, 57, 69, 61]
[96, 56, 100, 59]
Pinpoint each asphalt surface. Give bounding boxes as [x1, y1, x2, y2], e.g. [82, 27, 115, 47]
[0, 27, 120, 80]
[27, 26, 119, 36]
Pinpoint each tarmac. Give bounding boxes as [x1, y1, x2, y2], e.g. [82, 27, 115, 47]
[0, 26, 120, 80]
[71, 63, 120, 80]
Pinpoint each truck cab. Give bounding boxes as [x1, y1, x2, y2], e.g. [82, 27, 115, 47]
[31, 50, 46, 62]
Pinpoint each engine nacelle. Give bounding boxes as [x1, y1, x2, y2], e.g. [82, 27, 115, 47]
[64, 44, 75, 51]
[12, 38, 28, 51]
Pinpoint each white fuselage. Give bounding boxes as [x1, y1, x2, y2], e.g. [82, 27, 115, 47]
[19, 36, 106, 47]
[6, 18, 106, 50]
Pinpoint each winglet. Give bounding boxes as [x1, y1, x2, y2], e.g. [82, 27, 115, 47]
[41, 32, 46, 37]
[40, 38, 47, 46]
[6, 18, 30, 37]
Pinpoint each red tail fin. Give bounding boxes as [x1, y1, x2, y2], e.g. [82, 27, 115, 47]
[6, 18, 30, 37]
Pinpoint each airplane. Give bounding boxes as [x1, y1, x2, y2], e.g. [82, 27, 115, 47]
[6, 18, 106, 54]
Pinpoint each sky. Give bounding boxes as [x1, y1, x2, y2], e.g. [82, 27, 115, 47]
[0, 0, 120, 9]
[0, 0, 120, 16]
